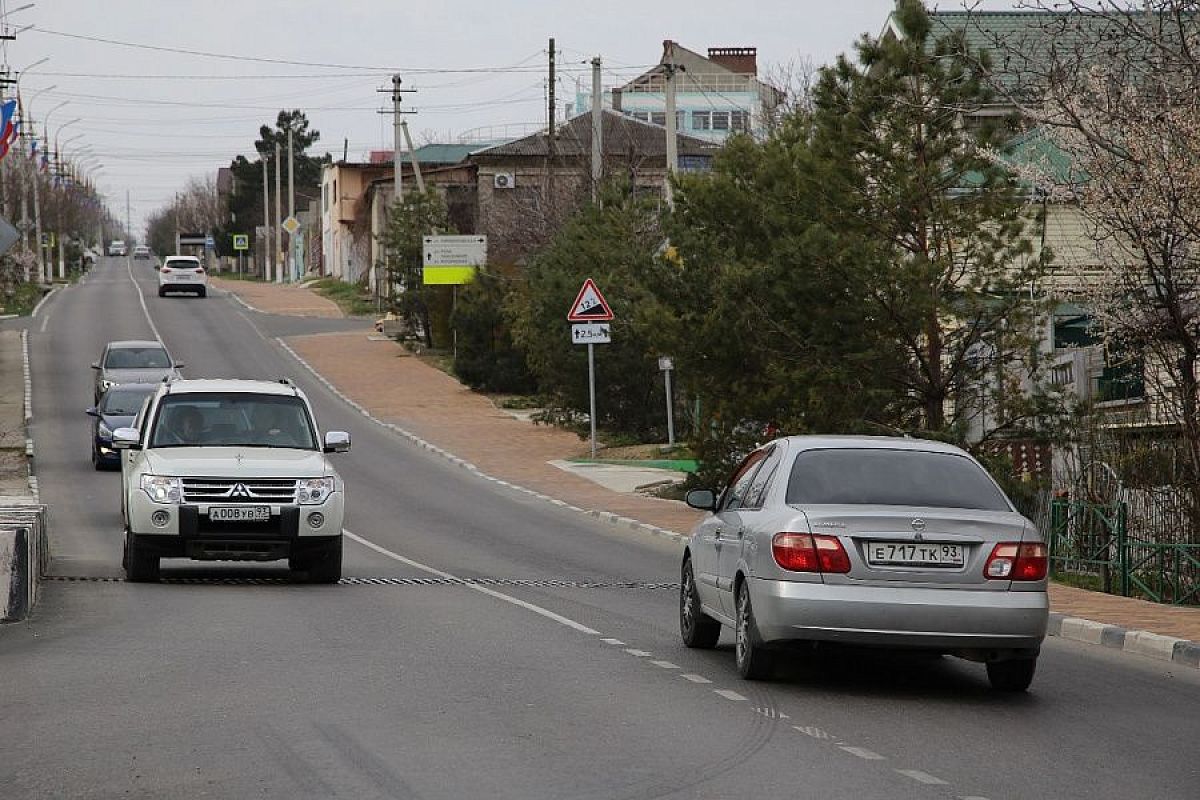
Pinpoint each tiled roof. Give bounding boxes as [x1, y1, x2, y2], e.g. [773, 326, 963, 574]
[470, 110, 719, 161]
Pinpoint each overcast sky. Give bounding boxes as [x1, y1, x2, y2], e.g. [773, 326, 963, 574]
[1, 0, 1021, 234]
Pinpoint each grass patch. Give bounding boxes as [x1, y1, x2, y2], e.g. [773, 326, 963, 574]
[0, 282, 47, 316]
[213, 271, 265, 282]
[307, 277, 376, 317]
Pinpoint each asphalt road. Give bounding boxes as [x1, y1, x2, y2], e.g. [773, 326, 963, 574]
[1, 257, 1197, 799]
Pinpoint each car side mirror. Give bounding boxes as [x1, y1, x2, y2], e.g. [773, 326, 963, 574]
[323, 431, 351, 453]
[91, 362, 101, 370]
[173, 362, 186, 370]
[85, 407, 99, 417]
[111, 428, 141, 450]
[685, 489, 717, 512]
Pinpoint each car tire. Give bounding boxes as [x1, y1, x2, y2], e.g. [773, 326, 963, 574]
[735, 580, 775, 680]
[680, 558, 721, 649]
[986, 657, 1037, 692]
[296, 537, 342, 584]
[197, 287, 207, 298]
[123, 532, 160, 583]
[157, 286, 166, 297]
[92, 447, 104, 471]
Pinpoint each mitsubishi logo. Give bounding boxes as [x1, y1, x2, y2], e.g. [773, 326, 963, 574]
[229, 483, 252, 498]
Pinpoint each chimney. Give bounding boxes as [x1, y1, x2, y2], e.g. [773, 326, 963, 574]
[707, 47, 757, 75]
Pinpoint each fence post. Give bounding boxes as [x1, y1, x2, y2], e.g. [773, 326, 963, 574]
[1049, 498, 1065, 575]
[1117, 501, 1129, 597]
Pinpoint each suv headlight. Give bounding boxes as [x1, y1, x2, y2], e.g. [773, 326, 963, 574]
[297, 477, 335, 505]
[98, 421, 113, 440]
[141, 475, 183, 504]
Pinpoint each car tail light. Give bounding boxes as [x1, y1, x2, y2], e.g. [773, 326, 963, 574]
[160, 267, 169, 273]
[195, 267, 205, 273]
[984, 542, 1048, 581]
[772, 532, 850, 574]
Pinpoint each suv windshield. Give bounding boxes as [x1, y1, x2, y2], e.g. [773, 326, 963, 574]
[164, 260, 198, 270]
[105, 347, 171, 369]
[100, 387, 155, 415]
[785, 448, 1011, 511]
[150, 392, 317, 450]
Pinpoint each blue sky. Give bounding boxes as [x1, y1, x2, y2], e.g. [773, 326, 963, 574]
[1, 0, 1023, 232]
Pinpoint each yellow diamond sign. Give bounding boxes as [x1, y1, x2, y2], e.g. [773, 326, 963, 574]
[282, 216, 300, 235]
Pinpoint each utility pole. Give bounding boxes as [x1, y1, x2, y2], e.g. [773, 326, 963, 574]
[261, 152, 270, 280]
[392, 74, 403, 202]
[400, 119, 425, 193]
[287, 125, 295, 282]
[31, 150, 43, 283]
[547, 38, 556, 207]
[590, 56, 602, 203]
[173, 191, 180, 253]
[126, 189, 131, 247]
[274, 141, 283, 284]
[664, 60, 679, 209]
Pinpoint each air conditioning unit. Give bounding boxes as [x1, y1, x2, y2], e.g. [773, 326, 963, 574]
[493, 172, 515, 190]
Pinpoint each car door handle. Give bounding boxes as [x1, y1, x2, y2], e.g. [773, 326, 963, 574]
[735, 528, 745, 539]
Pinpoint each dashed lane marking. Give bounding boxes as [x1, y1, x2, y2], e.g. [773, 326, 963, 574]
[601, 638, 625, 646]
[713, 689, 747, 702]
[680, 674, 712, 684]
[896, 770, 949, 785]
[839, 746, 886, 760]
[624, 649, 652, 657]
[126, 259, 163, 342]
[793, 725, 834, 740]
[649, 660, 680, 669]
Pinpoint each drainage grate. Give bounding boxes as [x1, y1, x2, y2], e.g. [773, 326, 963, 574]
[44, 575, 678, 590]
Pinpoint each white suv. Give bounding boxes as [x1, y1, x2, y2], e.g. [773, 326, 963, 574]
[112, 378, 350, 583]
[158, 255, 208, 298]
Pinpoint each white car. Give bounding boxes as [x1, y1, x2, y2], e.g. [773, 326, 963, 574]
[112, 378, 351, 583]
[109, 240, 127, 257]
[158, 255, 208, 297]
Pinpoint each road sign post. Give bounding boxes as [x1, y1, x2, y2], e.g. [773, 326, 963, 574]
[659, 356, 675, 448]
[568, 280, 615, 459]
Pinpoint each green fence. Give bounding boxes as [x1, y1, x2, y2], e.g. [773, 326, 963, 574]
[1048, 497, 1200, 605]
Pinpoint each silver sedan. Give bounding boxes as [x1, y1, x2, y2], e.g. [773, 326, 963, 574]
[680, 436, 1048, 690]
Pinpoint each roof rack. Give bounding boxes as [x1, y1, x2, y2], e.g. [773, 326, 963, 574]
[277, 378, 294, 386]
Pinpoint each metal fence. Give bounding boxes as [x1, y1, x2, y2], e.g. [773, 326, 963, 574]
[1045, 492, 1200, 606]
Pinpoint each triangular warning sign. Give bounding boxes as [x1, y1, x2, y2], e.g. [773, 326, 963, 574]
[567, 278, 614, 321]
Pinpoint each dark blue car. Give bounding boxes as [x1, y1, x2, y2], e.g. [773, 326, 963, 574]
[87, 383, 157, 470]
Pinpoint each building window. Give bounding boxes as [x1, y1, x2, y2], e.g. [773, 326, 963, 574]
[731, 110, 750, 132]
[651, 111, 666, 127]
[693, 111, 711, 130]
[712, 111, 731, 131]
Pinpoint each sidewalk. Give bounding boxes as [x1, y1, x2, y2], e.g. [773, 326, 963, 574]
[209, 276, 343, 318]
[220, 278, 1200, 649]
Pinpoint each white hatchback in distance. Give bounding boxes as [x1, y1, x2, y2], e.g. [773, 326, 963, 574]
[158, 255, 208, 297]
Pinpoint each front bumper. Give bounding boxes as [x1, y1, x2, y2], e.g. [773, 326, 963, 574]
[749, 577, 1048, 652]
[127, 489, 344, 560]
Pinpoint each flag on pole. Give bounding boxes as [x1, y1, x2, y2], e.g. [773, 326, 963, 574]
[0, 100, 17, 162]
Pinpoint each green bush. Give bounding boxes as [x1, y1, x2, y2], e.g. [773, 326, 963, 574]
[451, 270, 536, 393]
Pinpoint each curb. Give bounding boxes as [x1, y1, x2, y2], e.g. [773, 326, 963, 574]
[30, 285, 58, 319]
[1047, 613, 1199, 670]
[219, 286, 262, 314]
[275, 335, 1199, 671]
[20, 330, 37, 501]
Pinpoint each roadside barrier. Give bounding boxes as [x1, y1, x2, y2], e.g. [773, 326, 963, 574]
[0, 504, 48, 622]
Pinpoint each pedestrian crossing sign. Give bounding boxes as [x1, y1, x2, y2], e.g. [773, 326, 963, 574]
[567, 278, 613, 322]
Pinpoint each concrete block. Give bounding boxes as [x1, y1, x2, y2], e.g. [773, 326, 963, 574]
[1124, 630, 1186, 662]
[1060, 617, 1109, 645]
[0, 527, 29, 622]
[1099, 625, 1128, 649]
[1046, 613, 1064, 636]
[1170, 641, 1200, 668]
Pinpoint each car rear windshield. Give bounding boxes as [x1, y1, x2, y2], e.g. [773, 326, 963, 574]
[150, 393, 317, 450]
[101, 386, 155, 415]
[785, 448, 1011, 511]
[105, 346, 171, 369]
[164, 260, 199, 269]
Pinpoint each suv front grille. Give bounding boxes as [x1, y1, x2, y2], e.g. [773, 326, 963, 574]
[182, 477, 297, 504]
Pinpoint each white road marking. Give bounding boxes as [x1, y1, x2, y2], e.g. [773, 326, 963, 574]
[649, 660, 679, 669]
[896, 769, 948, 785]
[793, 725, 834, 740]
[624, 649, 652, 657]
[343, 530, 600, 636]
[839, 746, 885, 760]
[600, 638, 625, 646]
[125, 259, 163, 342]
[30, 286, 57, 318]
[713, 689, 747, 702]
[39, 311, 51, 333]
[754, 707, 789, 720]
[958, 796, 992, 800]
[680, 674, 711, 684]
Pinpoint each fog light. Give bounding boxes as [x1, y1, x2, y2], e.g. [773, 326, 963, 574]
[151, 510, 170, 528]
[307, 512, 325, 529]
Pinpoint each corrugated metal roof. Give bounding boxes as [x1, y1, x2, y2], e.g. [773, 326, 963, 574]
[471, 110, 718, 161]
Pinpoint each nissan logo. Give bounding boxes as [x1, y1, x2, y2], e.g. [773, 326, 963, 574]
[911, 518, 927, 532]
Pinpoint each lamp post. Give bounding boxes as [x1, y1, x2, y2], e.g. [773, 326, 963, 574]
[50, 118, 81, 280]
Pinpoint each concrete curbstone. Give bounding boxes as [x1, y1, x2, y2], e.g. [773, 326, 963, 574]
[1123, 630, 1186, 662]
[1172, 641, 1200, 668]
[1099, 625, 1128, 650]
[1060, 617, 1109, 645]
[1046, 613, 1064, 636]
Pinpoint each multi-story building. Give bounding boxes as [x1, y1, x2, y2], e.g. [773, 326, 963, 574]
[571, 41, 783, 144]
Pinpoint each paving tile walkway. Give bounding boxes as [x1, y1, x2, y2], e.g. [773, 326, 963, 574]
[210, 276, 343, 318]
[227, 277, 1200, 644]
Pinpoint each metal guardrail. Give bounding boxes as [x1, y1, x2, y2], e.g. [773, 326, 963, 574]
[1048, 498, 1200, 605]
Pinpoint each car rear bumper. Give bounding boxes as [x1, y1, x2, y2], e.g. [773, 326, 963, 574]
[749, 577, 1048, 651]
